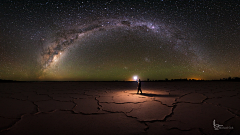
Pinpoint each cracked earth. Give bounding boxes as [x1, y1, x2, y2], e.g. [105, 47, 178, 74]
[0, 82, 239, 135]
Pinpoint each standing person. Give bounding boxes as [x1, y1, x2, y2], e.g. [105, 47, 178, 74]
[137, 79, 142, 94]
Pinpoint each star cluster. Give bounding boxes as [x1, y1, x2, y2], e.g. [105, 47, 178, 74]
[1, 0, 240, 81]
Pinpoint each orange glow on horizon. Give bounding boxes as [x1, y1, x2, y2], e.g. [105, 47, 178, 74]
[188, 78, 203, 80]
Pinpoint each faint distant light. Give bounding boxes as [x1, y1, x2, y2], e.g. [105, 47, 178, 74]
[133, 76, 137, 81]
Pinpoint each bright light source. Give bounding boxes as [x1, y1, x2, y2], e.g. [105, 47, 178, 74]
[133, 76, 137, 80]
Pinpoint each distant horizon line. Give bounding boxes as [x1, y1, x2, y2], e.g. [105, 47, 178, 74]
[0, 77, 239, 82]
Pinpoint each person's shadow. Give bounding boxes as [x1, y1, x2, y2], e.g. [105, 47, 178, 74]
[133, 93, 178, 97]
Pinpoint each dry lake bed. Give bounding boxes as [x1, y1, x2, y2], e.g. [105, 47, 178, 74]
[0, 81, 239, 135]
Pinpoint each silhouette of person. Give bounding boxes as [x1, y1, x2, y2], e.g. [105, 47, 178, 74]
[137, 79, 142, 94]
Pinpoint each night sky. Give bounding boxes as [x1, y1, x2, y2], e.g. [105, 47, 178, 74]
[1, 0, 240, 81]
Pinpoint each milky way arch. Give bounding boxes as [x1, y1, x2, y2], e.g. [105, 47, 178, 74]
[40, 18, 199, 73]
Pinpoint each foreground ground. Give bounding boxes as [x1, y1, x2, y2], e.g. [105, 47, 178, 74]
[0, 81, 239, 135]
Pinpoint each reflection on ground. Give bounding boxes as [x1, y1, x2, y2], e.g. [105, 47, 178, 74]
[0, 82, 239, 134]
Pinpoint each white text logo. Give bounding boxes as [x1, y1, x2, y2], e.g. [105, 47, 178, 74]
[213, 119, 234, 130]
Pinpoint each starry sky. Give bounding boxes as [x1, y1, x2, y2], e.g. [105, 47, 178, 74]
[0, 0, 240, 81]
